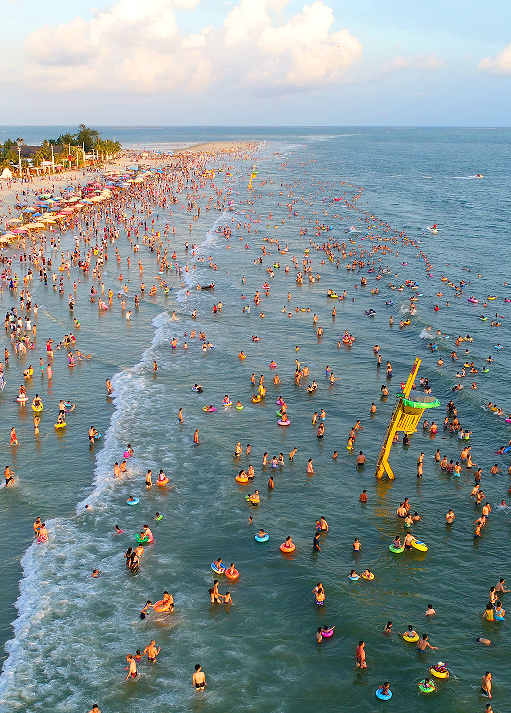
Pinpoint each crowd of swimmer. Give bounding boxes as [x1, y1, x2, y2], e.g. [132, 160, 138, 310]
[3, 148, 262, 702]
[5, 150, 509, 709]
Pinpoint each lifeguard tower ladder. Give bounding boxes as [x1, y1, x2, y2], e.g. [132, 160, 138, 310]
[375, 358, 440, 480]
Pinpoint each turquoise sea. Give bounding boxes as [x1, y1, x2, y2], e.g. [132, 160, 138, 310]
[0, 127, 511, 713]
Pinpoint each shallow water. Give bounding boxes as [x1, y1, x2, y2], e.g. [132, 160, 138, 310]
[1, 128, 511, 712]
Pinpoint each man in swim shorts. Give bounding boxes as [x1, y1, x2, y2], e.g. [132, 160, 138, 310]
[355, 451, 366, 466]
[143, 640, 160, 663]
[124, 655, 137, 680]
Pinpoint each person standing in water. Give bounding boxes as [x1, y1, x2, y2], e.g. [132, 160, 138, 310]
[193, 664, 207, 690]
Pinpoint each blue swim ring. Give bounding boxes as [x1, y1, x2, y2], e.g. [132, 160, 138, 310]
[255, 534, 269, 542]
[375, 688, 392, 700]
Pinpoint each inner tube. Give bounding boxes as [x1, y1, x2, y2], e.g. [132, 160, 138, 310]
[155, 514, 163, 521]
[236, 405, 243, 410]
[136, 535, 150, 544]
[403, 633, 419, 642]
[32, 404, 43, 412]
[411, 540, 428, 552]
[389, 544, 404, 553]
[123, 451, 130, 458]
[157, 477, 169, 486]
[362, 573, 374, 580]
[203, 407, 217, 412]
[430, 667, 449, 679]
[375, 689, 392, 700]
[54, 422, 66, 429]
[211, 563, 225, 574]
[192, 386, 203, 393]
[16, 396, 28, 403]
[278, 419, 290, 426]
[245, 495, 259, 506]
[153, 599, 172, 612]
[348, 575, 360, 581]
[418, 680, 435, 693]
[280, 543, 295, 553]
[255, 534, 269, 542]
[222, 401, 233, 406]
[235, 475, 249, 483]
[225, 568, 239, 580]
[321, 628, 334, 638]
[127, 498, 139, 506]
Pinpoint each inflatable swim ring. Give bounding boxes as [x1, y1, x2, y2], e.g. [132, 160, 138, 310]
[203, 406, 217, 412]
[348, 575, 360, 581]
[136, 535, 150, 544]
[16, 396, 28, 403]
[54, 422, 66, 429]
[127, 498, 139, 506]
[389, 544, 404, 553]
[411, 540, 428, 552]
[278, 419, 290, 426]
[280, 543, 296, 553]
[32, 403, 43, 413]
[362, 573, 375, 580]
[255, 534, 269, 542]
[403, 633, 419, 643]
[321, 628, 334, 638]
[155, 514, 163, 521]
[245, 495, 259, 506]
[430, 667, 449, 679]
[222, 401, 233, 406]
[123, 450, 130, 458]
[418, 680, 435, 693]
[375, 689, 392, 701]
[153, 599, 172, 612]
[157, 477, 169, 486]
[236, 405, 243, 410]
[225, 568, 239, 580]
[235, 475, 249, 483]
[211, 563, 225, 574]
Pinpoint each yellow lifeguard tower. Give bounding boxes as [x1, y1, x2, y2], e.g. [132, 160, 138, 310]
[248, 165, 258, 190]
[375, 357, 440, 480]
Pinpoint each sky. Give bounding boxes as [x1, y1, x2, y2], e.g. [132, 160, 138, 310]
[0, 0, 510, 126]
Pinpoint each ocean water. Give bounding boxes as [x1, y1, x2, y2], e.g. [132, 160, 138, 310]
[0, 128, 511, 713]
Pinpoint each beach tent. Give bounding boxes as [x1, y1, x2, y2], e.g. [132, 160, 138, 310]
[1, 168, 12, 179]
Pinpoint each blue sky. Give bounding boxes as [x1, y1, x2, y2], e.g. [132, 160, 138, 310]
[0, 0, 510, 125]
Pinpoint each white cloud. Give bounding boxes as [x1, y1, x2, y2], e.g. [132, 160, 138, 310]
[478, 44, 511, 75]
[11, 0, 362, 96]
[383, 53, 445, 74]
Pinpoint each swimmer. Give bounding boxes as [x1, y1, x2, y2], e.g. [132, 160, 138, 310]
[355, 641, 367, 668]
[193, 664, 207, 690]
[383, 621, 392, 635]
[417, 634, 438, 651]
